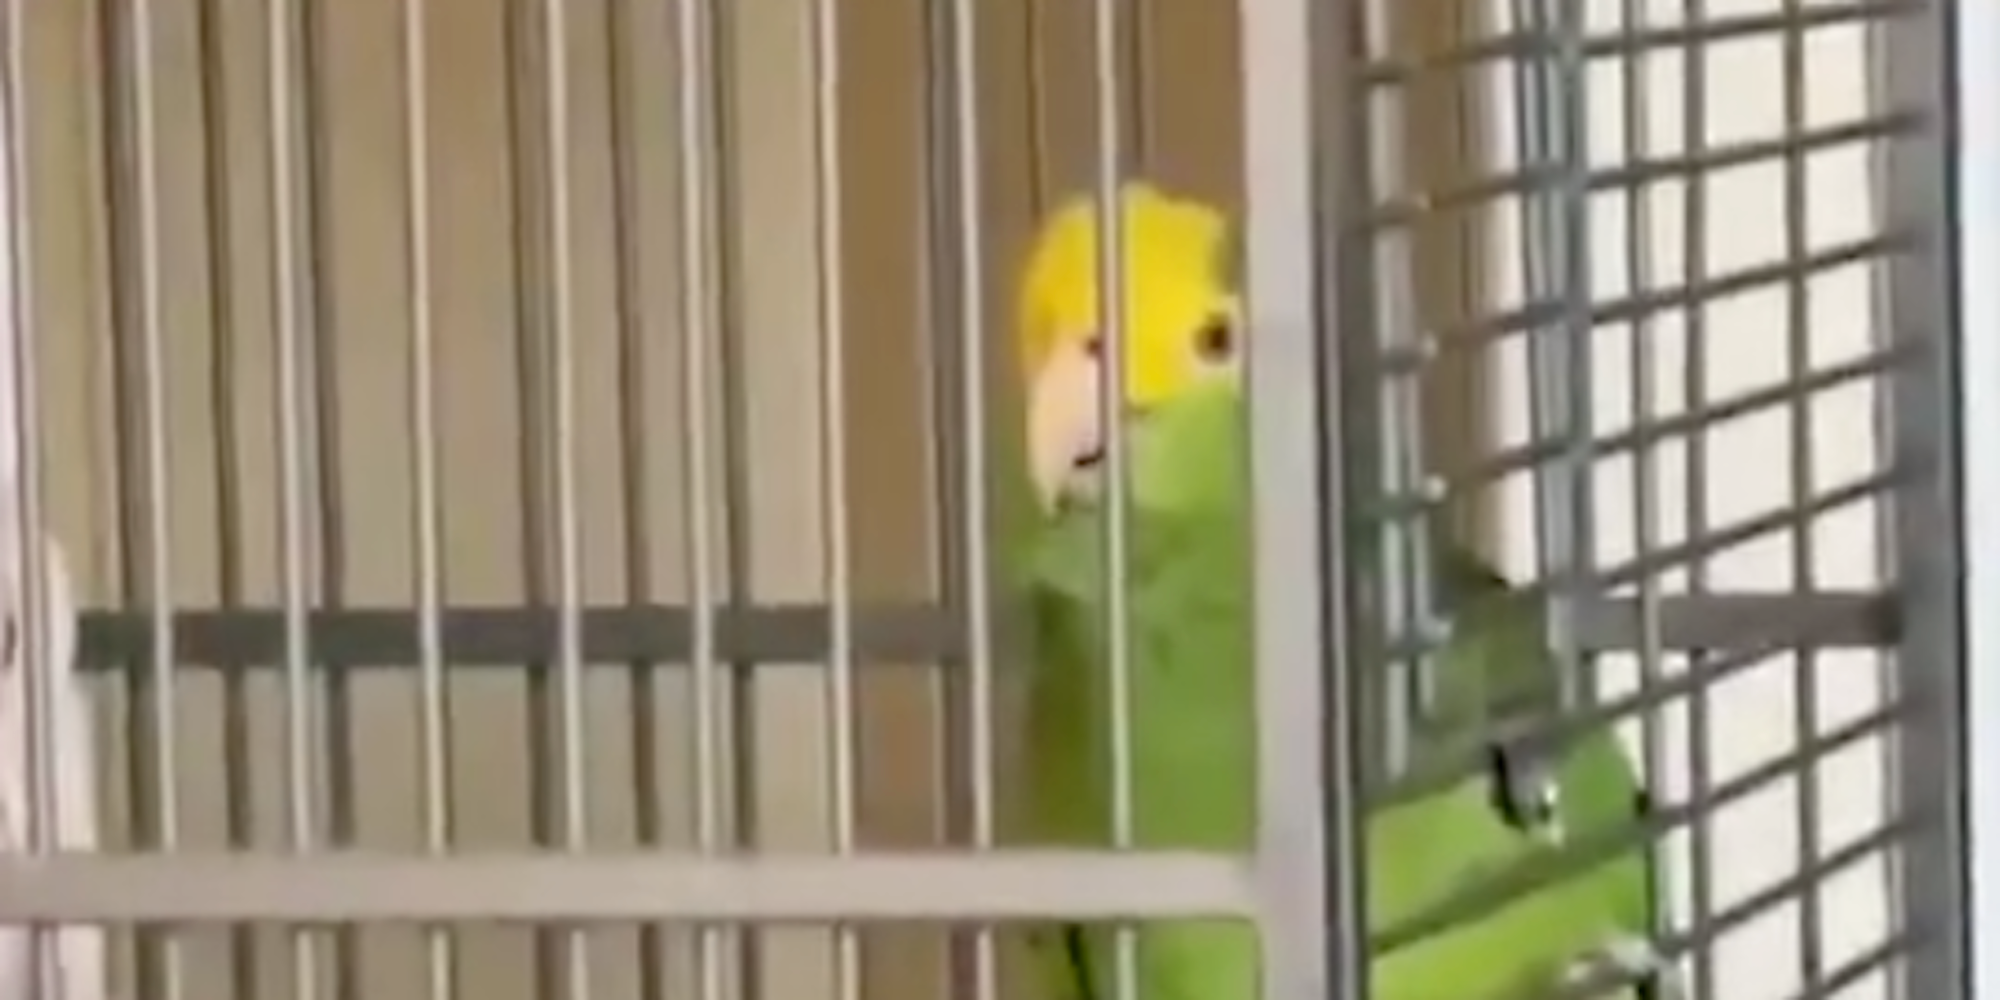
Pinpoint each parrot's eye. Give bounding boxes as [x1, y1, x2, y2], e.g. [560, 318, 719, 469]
[1081, 335, 1103, 359]
[1193, 316, 1235, 364]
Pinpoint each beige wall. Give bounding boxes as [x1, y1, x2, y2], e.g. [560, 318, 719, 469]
[15, 1, 1481, 999]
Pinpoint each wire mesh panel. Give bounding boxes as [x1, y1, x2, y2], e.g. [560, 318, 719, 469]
[1251, 0, 1968, 996]
[0, 1, 1973, 1000]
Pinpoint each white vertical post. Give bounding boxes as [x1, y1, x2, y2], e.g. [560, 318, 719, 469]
[0, 27, 107, 1000]
[1951, 3, 2000, 997]
[0, 541, 107, 1000]
[1240, 0, 1364, 998]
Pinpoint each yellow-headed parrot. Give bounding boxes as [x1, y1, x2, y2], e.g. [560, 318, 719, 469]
[1006, 181, 1680, 1000]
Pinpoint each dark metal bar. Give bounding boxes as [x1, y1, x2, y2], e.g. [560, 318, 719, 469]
[70, 591, 1901, 668]
[701, 0, 764, 988]
[1778, 0, 1828, 988]
[192, 0, 260, 992]
[1614, 0, 1678, 970]
[297, 1, 360, 992]
[1380, 341, 1919, 508]
[1364, 112, 1926, 232]
[916, 0, 985, 993]
[1358, 0, 1432, 779]
[1874, 0, 1972, 996]
[1580, 591, 1897, 652]
[498, 0, 567, 994]
[600, 0, 668, 996]
[1356, 0, 1920, 88]
[1676, 1, 1719, 992]
[1420, 233, 1912, 366]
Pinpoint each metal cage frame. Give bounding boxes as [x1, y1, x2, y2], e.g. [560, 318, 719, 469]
[0, 1, 1981, 999]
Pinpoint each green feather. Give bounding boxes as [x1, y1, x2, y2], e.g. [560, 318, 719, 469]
[1014, 382, 1665, 1000]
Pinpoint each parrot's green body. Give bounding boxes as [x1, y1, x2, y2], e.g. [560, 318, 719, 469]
[1015, 381, 1669, 1000]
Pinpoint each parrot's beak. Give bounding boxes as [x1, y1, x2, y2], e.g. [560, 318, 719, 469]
[1026, 342, 1157, 512]
[1027, 338, 1111, 512]
[1027, 333, 1238, 512]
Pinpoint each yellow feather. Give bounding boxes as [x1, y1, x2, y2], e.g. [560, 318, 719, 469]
[1013, 182, 1237, 409]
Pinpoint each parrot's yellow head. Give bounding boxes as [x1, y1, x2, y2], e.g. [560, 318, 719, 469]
[1015, 182, 1242, 510]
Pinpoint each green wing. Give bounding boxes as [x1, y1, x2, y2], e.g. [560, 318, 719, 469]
[1014, 382, 1667, 1000]
[1421, 546, 1662, 940]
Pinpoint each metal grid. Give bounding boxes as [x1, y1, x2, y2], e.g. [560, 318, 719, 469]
[1299, 1, 1967, 999]
[0, 0, 1971, 999]
[1338, 0, 1963, 997]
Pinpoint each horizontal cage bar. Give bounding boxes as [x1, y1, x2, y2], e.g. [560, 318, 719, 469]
[69, 590, 1898, 668]
[0, 851, 1254, 924]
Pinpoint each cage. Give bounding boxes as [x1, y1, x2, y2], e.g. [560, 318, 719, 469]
[0, 0, 1982, 999]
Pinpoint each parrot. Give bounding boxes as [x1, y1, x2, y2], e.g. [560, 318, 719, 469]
[1006, 181, 1681, 1000]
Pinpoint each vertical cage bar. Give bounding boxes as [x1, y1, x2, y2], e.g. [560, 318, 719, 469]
[807, 0, 862, 995]
[1676, 1, 1719, 991]
[93, 0, 172, 987]
[1513, 0, 1595, 766]
[0, 0, 59, 993]
[1087, 0, 1139, 994]
[192, 0, 260, 992]
[1548, 0, 1594, 717]
[1328, 19, 1384, 798]
[1875, 1, 1970, 997]
[701, 0, 764, 985]
[1019, 0, 1050, 219]
[602, 0, 667, 996]
[1122, 0, 1149, 172]
[268, 0, 327, 994]
[1615, 0, 1675, 966]
[0, 0, 34, 852]
[399, 4, 459, 999]
[697, 0, 762, 984]
[536, 1, 592, 996]
[947, 0, 997, 989]
[1947, 2, 1999, 998]
[297, 0, 359, 989]
[1239, 0, 1364, 998]
[129, 0, 185, 993]
[919, 0, 998, 989]
[500, 1, 565, 993]
[1778, 1, 1826, 989]
[670, 0, 734, 993]
[1356, 0, 1435, 780]
[916, 0, 976, 988]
